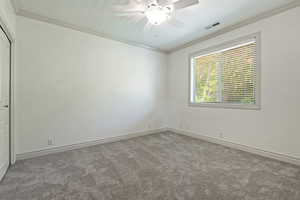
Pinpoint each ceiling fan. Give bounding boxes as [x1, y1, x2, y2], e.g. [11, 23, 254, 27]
[114, 0, 199, 26]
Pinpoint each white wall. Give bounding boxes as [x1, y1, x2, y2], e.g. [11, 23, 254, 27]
[167, 7, 300, 159]
[16, 16, 167, 154]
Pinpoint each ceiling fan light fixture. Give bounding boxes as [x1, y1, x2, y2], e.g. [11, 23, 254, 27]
[145, 4, 171, 25]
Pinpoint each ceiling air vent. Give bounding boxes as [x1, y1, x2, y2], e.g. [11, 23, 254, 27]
[205, 22, 220, 30]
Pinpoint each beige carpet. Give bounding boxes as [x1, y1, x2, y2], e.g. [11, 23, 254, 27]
[0, 131, 300, 200]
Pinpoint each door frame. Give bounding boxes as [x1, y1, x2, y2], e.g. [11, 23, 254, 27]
[0, 16, 16, 165]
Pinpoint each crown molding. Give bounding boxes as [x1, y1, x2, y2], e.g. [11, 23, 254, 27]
[167, 0, 300, 53]
[167, 0, 300, 54]
[15, 9, 167, 54]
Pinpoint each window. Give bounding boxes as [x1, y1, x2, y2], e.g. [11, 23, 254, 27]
[189, 34, 260, 109]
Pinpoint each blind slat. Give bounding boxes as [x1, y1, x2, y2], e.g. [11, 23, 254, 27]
[193, 41, 257, 104]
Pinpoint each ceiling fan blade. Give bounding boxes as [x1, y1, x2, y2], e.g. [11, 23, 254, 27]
[167, 18, 184, 28]
[157, 0, 173, 6]
[131, 15, 146, 23]
[114, 10, 144, 16]
[114, 13, 146, 28]
[173, 0, 199, 10]
[111, 0, 130, 8]
[113, 0, 143, 6]
[112, 0, 146, 12]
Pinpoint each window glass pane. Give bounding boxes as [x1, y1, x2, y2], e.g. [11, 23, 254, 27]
[194, 54, 219, 103]
[191, 39, 257, 106]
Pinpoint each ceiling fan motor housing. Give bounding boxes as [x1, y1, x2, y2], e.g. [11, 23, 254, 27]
[145, 1, 172, 25]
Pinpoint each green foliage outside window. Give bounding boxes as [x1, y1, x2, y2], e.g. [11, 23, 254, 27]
[193, 42, 256, 104]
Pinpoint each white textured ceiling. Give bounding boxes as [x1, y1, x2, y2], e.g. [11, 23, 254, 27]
[13, 0, 299, 52]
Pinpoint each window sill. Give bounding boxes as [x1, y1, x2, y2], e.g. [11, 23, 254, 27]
[188, 102, 261, 110]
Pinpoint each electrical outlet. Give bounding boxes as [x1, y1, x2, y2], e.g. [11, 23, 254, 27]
[48, 139, 53, 146]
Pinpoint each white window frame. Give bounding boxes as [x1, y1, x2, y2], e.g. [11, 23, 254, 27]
[188, 32, 261, 110]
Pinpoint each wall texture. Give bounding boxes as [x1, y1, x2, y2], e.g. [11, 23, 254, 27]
[16, 16, 167, 154]
[167, 7, 300, 159]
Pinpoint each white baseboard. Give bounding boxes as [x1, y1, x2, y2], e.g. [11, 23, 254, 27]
[168, 128, 300, 166]
[15, 127, 300, 166]
[0, 163, 9, 182]
[16, 128, 167, 161]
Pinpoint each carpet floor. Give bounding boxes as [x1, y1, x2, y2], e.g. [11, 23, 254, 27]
[0, 131, 300, 200]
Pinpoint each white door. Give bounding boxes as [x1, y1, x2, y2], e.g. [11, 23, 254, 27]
[0, 27, 10, 181]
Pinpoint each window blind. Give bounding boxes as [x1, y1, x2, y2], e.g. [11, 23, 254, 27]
[191, 39, 257, 106]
